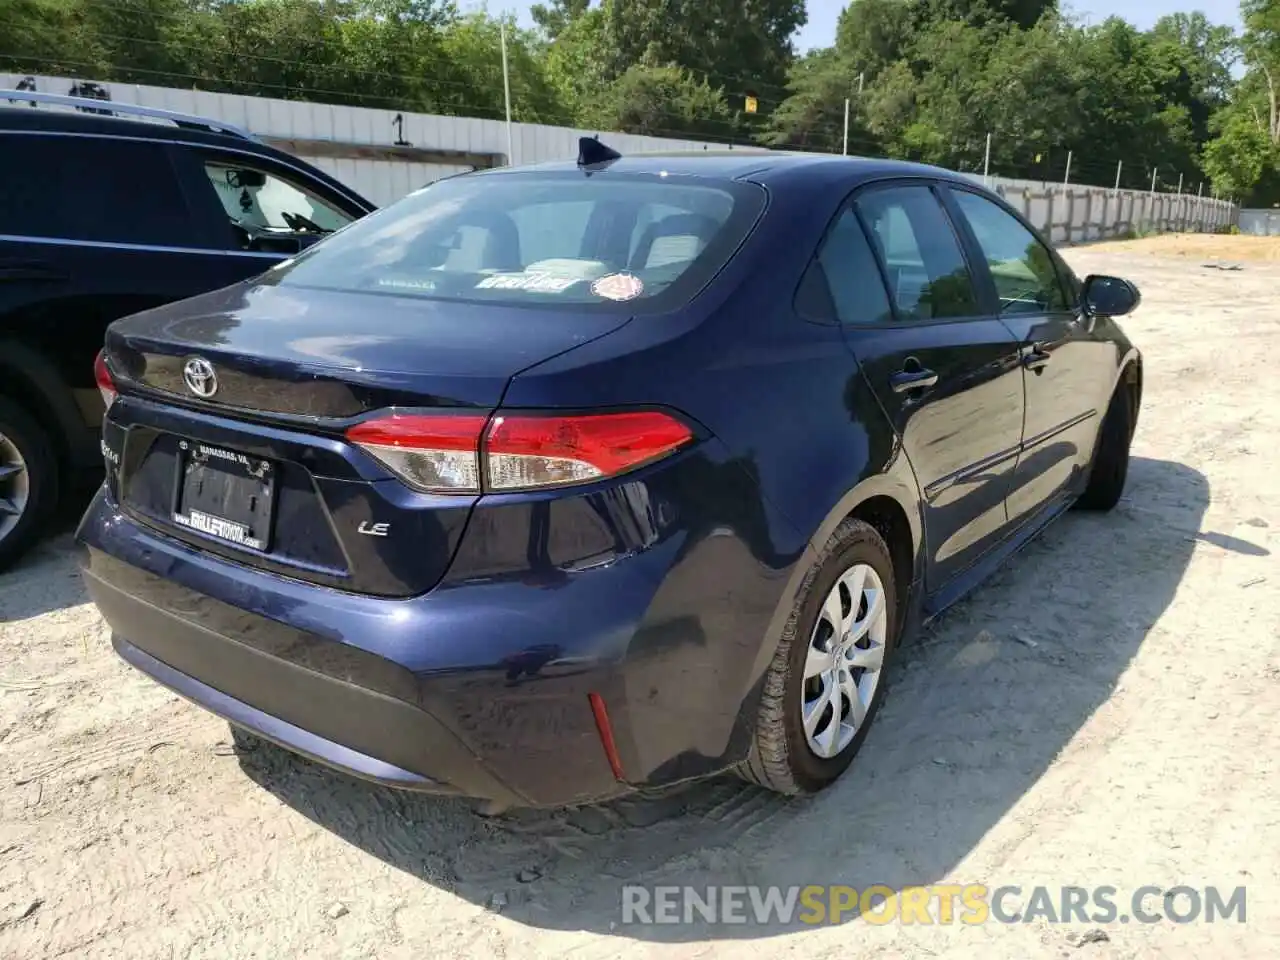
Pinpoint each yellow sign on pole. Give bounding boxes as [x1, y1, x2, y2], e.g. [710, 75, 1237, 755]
[745, 96, 758, 114]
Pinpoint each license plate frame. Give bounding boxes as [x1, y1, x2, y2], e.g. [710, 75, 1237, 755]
[171, 440, 277, 552]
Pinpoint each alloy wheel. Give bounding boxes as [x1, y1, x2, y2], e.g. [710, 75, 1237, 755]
[800, 562, 888, 759]
[0, 430, 30, 544]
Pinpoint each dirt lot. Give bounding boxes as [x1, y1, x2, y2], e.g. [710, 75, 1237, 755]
[2, 238, 1279, 959]
[1094, 231, 1280, 262]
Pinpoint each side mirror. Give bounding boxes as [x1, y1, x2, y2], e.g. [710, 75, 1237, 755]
[1082, 274, 1141, 318]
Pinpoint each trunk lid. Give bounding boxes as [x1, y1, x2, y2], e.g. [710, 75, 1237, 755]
[102, 281, 632, 597]
[105, 281, 631, 419]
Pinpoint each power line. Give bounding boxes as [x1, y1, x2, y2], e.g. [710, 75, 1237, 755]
[0, 53, 756, 145]
[1, 23, 1211, 192]
[15, 0, 800, 107]
[6, 52, 1207, 190]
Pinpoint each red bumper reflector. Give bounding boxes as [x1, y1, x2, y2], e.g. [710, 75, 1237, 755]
[588, 692, 625, 781]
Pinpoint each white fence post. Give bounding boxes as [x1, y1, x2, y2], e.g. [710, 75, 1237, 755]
[1148, 167, 1158, 231]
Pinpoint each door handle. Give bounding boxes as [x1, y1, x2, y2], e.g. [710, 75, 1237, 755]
[890, 364, 939, 394]
[1022, 345, 1051, 373]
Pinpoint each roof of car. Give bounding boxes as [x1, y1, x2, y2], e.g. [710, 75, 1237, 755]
[0, 102, 374, 210]
[479, 148, 970, 188]
[0, 101, 258, 147]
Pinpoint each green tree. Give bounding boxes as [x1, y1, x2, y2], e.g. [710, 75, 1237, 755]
[603, 0, 806, 108]
[530, 0, 590, 40]
[834, 0, 915, 78]
[1241, 0, 1280, 144]
[581, 62, 735, 139]
[0, 0, 1257, 201]
[434, 14, 566, 123]
[541, 3, 614, 121]
[1203, 96, 1278, 199]
[761, 48, 876, 153]
[1200, 0, 1280, 203]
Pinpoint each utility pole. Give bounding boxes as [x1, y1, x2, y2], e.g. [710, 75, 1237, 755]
[1113, 159, 1122, 194]
[1063, 150, 1072, 187]
[842, 74, 863, 158]
[500, 21, 514, 166]
[982, 132, 992, 185]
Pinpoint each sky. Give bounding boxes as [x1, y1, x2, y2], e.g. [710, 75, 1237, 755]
[493, 0, 1246, 50]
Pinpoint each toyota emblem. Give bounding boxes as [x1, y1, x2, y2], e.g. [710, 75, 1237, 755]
[183, 357, 218, 398]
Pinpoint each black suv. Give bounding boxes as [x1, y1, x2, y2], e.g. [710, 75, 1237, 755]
[0, 89, 375, 570]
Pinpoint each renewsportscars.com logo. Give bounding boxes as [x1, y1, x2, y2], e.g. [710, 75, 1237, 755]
[620, 884, 1247, 926]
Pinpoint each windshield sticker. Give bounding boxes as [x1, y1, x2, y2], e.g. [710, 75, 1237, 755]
[591, 272, 645, 302]
[475, 272, 581, 293]
[376, 277, 436, 292]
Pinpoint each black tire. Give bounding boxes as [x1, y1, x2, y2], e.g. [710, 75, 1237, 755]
[0, 397, 58, 574]
[737, 518, 899, 795]
[1077, 385, 1132, 512]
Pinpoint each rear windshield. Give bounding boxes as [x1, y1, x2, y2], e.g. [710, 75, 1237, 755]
[269, 171, 765, 312]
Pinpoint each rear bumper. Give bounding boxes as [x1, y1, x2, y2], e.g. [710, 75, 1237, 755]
[78, 488, 652, 808]
[114, 637, 453, 794]
[77, 475, 804, 807]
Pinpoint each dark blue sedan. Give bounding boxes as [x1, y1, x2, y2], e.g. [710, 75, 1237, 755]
[78, 144, 1142, 810]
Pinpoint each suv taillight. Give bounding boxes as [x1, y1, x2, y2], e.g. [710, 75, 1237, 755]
[346, 411, 693, 494]
[94, 349, 117, 407]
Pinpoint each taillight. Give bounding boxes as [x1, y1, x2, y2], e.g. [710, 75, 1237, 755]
[94, 349, 117, 407]
[346, 410, 693, 494]
[346, 414, 488, 493]
[485, 411, 692, 490]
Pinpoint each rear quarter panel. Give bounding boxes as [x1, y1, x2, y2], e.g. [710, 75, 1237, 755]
[497, 172, 924, 779]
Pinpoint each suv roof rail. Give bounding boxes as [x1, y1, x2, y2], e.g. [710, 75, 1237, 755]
[0, 88, 258, 142]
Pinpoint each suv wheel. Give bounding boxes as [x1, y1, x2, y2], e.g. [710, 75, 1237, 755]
[0, 397, 58, 572]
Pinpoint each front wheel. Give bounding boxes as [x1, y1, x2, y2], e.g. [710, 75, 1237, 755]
[1077, 385, 1132, 512]
[738, 518, 898, 795]
[0, 397, 58, 573]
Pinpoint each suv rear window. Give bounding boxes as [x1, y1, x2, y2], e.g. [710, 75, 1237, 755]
[269, 172, 766, 311]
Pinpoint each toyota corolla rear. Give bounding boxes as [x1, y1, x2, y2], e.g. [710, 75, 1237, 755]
[76, 165, 777, 809]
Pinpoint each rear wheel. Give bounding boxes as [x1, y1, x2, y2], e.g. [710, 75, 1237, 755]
[1077, 384, 1132, 512]
[0, 398, 58, 573]
[738, 518, 898, 795]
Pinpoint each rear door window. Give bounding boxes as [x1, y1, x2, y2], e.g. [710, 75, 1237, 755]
[0, 133, 193, 246]
[268, 172, 766, 312]
[799, 207, 895, 324]
[854, 185, 981, 321]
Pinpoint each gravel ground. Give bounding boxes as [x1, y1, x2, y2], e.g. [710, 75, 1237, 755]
[2, 239, 1278, 959]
